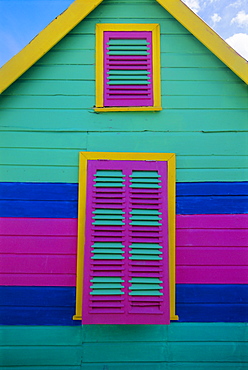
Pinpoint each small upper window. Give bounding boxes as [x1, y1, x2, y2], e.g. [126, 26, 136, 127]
[95, 24, 161, 112]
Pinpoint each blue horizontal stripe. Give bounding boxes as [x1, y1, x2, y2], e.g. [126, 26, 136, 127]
[0, 182, 247, 217]
[0, 285, 247, 325]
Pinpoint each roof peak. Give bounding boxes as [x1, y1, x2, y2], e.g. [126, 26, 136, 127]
[0, 0, 247, 93]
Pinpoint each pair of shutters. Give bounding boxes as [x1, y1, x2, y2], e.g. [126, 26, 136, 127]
[82, 159, 170, 324]
[103, 31, 153, 107]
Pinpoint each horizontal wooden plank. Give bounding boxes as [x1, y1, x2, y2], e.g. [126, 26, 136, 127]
[0, 182, 78, 200]
[177, 215, 248, 229]
[0, 165, 78, 183]
[1, 323, 247, 344]
[83, 323, 248, 343]
[82, 342, 164, 362]
[0, 287, 76, 307]
[0, 131, 87, 149]
[4, 78, 246, 99]
[0, 273, 76, 286]
[17, 65, 240, 85]
[81, 342, 247, 362]
[0, 196, 247, 218]
[0, 286, 247, 324]
[1, 108, 247, 132]
[176, 195, 248, 214]
[0, 236, 77, 254]
[1, 150, 248, 170]
[2, 166, 246, 183]
[0, 199, 78, 218]
[1, 182, 247, 200]
[35, 50, 228, 69]
[177, 230, 248, 247]
[2, 285, 247, 307]
[53, 33, 211, 55]
[2, 364, 247, 370]
[0, 307, 80, 326]
[87, 132, 248, 156]
[1, 95, 247, 111]
[71, 15, 189, 35]
[176, 284, 248, 304]
[177, 266, 248, 284]
[0, 255, 76, 274]
[177, 182, 248, 196]
[0, 217, 77, 235]
[0, 367, 80, 370]
[80, 364, 247, 370]
[1, 346, 81, 366]
[177, 247, 248, 265]
[176, 303, 248, 322]
[176, 169, 248, 182]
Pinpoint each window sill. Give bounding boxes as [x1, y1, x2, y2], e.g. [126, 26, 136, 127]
[94, 106, 162, 112]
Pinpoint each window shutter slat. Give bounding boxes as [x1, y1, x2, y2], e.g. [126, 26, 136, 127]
[104, 31, 153, 107]
[82, 160, 170, 324]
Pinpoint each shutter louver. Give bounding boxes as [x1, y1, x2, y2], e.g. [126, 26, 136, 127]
[83, 160, 170, 324]
[104, 31, 153, 107]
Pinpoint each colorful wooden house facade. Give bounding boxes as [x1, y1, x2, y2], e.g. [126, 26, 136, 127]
[0, 0, 247, 368]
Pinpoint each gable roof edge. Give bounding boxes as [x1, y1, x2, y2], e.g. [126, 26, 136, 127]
[0, 0, 104, 94]
[0, 0, 247, 94]
[157, 0, 248, 84]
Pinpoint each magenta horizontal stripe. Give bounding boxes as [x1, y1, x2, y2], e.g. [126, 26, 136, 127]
[0, 217, 77, 236]
[177, 247, 248, 266]
[0, 274, 76, 286]
[1, 255, 76, 274]
[176, 214, 248, 229]
[177, 266, 248, 284]
[177, 229, 248, 247]
[1, 215, 247, 286]
[0, 236, 77, 254]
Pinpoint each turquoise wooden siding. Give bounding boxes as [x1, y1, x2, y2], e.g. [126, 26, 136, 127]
[0, 0, 247, 183]
[1, 324, 247, 368]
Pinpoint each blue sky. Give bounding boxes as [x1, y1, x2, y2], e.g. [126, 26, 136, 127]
[0, 0, 247, 67]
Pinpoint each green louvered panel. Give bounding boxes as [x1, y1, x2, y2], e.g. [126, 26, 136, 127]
[90, 277, 125, 295]
[129, 277, 163, 296]
[130, 170, 161, 188]
[129, 243, 163, 260]
[91, 242, 125, 260]
[94, 170, 125, 187]
[130, 209, 162, 226]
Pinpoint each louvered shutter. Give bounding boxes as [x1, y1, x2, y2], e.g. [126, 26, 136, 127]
[82, 159, 170, 324]
[103, 31, 153, 107]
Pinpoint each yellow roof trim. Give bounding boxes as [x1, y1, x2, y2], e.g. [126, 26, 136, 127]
[0, 0, 104, 94]
[0, 0, 247, 94]
[157, 0, 248, 84]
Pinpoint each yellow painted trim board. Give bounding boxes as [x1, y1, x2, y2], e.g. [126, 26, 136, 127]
[73, 152, 178, 321]
[95, 23, 161, 111]
[0, 0, 104, 94]
[0, 0, 247, 94]
[157, 0, 248, 84]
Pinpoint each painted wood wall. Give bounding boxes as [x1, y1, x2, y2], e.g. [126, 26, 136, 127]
[0, 0, 247, 368]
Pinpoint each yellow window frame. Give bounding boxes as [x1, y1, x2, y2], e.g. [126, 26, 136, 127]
[73, 152, 178, 321]
[94, 24, 162, 112]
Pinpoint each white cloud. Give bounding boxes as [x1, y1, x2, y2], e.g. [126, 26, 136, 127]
[231, 10, 248, 27]
[226, 33, 248, 60]
[182, 0, 201, 13]
[211, 13, 222, 25]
